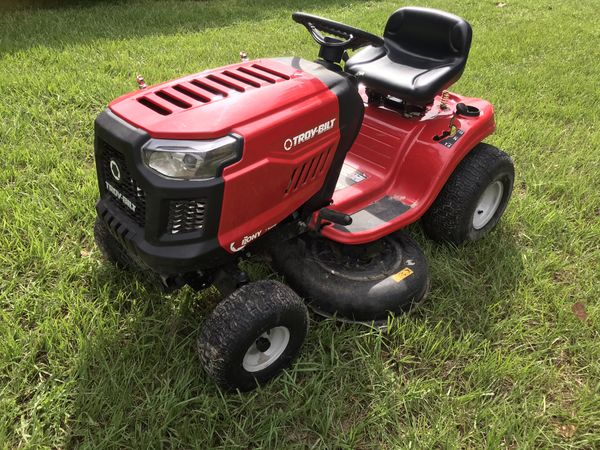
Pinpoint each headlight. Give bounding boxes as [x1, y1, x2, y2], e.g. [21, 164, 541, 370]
[142, 135, 241, 180]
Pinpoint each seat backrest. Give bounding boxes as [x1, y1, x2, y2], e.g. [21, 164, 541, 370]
[383, 7, 472, 64]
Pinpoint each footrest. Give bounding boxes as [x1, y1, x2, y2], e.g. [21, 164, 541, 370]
[332, 196, 411, 233]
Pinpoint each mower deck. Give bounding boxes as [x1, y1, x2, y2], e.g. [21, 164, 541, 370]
[322, 91, 496, 244]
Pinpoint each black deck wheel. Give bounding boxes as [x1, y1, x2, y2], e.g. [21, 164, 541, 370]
[197, 280, 309, 391]
[94, 216, 136, 270]
[271, 231, 430, 323]
[421, 143, 515, 245]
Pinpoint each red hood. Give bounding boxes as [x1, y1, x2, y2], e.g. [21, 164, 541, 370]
[108, 59, 329, 140]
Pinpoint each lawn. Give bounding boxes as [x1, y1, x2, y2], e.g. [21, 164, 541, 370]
[0, 0, 599, 448]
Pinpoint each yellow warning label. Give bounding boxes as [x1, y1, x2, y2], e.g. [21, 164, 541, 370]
[392, 267, 414, 282]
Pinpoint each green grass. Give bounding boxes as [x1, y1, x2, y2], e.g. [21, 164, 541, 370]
[1, 0, 599, 448]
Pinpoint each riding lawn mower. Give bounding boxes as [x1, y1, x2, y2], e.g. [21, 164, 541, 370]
[93, 7, 515, 391]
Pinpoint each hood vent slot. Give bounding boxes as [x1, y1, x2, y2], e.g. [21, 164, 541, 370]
[285, 147, 331, 195]
[137, 97, 171, 115]
[136, 62, 292, 115]
[206, 74, 246, 92]
[172, 84, 210, 103]
[251, 63, 290, 80]
[237, 66, 277, 84]
[155, 90, 192, 109]
[190, 79, 227, 97]
[223, 70, 261, 88]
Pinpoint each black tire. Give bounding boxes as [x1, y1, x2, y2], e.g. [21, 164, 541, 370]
[421, 143, 514, 245]
[94, 217, 136, 270]
[271, 232, 430, 323]
[197, 280, 309, 391]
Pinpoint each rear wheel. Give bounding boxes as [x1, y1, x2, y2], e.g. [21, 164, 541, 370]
[271, 232, 430, 324]
[421, 143, 514, 245]
[94, 217, 136, 269]
[197, 280, 309, 391]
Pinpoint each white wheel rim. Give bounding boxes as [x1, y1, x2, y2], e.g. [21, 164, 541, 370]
[242, 326, 290, 373]
[472, 180, 504, 230]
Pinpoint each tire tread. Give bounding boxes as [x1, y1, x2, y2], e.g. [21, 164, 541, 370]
[421, 143, 514, 244]
[197, 280, 308, 391]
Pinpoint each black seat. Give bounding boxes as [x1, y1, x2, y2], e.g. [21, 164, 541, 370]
[345, 7, 472, 105]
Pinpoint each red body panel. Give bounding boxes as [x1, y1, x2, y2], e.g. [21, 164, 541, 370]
[108, 59, 341, 254]
[108, 59, 326, 140]
[108, 58, 495, 253]
[319, 90, 495, 244]
[219, 96, 339, 253]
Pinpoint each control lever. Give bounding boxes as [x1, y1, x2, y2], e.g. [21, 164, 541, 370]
[316, 208, 352, 232]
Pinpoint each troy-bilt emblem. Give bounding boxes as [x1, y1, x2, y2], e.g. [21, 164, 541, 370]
[284, 118, 336, 151]
[109, 159, 121, 181]
[105, 181, 136, 213]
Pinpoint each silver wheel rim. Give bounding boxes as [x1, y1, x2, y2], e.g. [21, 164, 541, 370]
[472, 180, 504, 230]
[242, 326, 290, 373]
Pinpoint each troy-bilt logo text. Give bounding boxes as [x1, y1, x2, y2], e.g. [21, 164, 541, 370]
[105, 181, 136, 212]
[284, 118, 336, 151]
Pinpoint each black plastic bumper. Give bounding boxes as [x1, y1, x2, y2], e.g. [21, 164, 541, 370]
[94, 109, 234, 275]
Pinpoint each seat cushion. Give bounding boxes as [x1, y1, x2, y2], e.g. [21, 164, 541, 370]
[346, 46, 460, 104]
[345, 7, 472, 105]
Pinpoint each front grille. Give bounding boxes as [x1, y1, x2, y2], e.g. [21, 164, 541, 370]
[167, 199, 206, 234]
[100, 142, 146, 226]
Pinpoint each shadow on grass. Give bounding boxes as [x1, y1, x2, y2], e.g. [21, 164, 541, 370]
[66, 264, 219, 446]
[0, 0, 353, 54]
[0, 0, 120, 13]
[65, 222, 523, 446]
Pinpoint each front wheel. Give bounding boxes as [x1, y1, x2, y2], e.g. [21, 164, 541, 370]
[197, 280, 309, 391]
[421, 143, 514, 245]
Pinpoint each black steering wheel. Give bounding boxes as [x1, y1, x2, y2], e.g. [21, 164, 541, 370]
[292, 12, 383, 63]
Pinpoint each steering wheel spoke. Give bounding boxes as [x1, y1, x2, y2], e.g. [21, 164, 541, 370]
[308, 23, 353, 47]
[293, 12, 383, 63]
